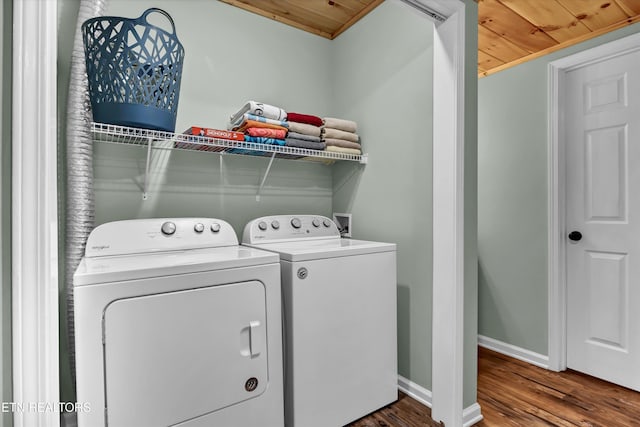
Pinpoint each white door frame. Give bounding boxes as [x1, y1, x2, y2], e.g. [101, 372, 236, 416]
[548, 31, 640, 372]
[430, 2, 469, 426]
[12, 0, 59, 426]
[14, 0, 468, 426]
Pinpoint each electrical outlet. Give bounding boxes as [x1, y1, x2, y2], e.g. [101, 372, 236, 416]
[333, 213, 352, 238]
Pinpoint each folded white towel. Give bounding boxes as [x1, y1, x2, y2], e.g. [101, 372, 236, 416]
[323, 117, 357, 133]
[229, 101, 287, 124]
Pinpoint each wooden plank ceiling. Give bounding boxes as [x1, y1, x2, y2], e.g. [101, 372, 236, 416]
[218, 0, 386, 39]
[478, 0, 640, 76]
[219, 0, 640, 77]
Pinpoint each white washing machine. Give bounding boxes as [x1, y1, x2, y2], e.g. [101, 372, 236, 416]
[242, 215, 397, 427]
[73, 218, 284, 427]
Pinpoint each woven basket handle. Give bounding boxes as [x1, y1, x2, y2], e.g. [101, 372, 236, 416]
[138, 8, 177, 35]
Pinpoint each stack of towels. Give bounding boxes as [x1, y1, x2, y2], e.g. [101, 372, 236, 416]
[227, 101, 362, 157]
[228, 101, 289, 149]
[321, 118, 361, 155]
[284, 112, 326, 151]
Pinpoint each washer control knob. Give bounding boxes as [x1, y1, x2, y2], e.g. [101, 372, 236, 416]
[161, 221, 176, 236]
[271, 220, 280, 230]
[312, 218, 321, 228]
[210, 223, 221, 233]
[258, 221, 268, 231]
[323, 219, 332, 228]
[291, 218, 302, 229]
[194, 223, 204, 233]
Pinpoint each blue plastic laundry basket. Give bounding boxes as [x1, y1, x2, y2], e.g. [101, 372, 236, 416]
[82, 8, 185, 132]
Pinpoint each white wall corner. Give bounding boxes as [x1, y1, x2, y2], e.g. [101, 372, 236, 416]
[12, 0, 59, 426]
[478, 335, 549, 369]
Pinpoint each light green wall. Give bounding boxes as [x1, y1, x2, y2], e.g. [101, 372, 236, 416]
[95, 0, 335, 232]
[463, 0, 479, 409]
[1, 0, 12, 425]
[330, 0, 479, 407]
[331, 0, 435, 390]
[478, 22, 640, 355]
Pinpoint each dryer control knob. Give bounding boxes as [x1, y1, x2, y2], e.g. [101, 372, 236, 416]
[271, 220, 280, 230]
[291, 218, 302, 229]
[161, 221, 176, 236]
[194, 223, 204, 233]
[210, 223, 221, 233]
[312, 218, 320, 228]
[323, 219, 332, 228]
[258, 221, 268, 231]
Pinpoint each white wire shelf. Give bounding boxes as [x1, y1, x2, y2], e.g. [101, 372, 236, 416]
[91, 122, 367, 163]
[91, 122, 367, 200]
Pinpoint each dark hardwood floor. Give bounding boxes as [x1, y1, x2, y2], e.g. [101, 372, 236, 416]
[348, 392, 440, 427]
[350, 346, 640, 426]
[476, 347, 640, 426]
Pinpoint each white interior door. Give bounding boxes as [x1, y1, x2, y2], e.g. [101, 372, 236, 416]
[565, 49, 640, 391]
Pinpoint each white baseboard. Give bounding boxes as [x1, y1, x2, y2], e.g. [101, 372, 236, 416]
[397, 375, 432, 407]
[463, 402, 483, 426]
[397, 376, 483, 426]
[478, 335, 549, 369]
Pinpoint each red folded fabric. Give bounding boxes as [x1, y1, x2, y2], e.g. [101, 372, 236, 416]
[286, 112, 323, 127]
[246, 127, 287, 139]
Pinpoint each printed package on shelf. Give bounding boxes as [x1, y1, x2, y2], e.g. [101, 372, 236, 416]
[176, 126, 245, 151]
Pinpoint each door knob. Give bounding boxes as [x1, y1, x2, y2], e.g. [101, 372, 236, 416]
[568, 231, 582, 241]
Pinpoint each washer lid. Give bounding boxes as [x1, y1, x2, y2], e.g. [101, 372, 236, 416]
[245, 238, 396, 262]
[74, 246, 279, 286]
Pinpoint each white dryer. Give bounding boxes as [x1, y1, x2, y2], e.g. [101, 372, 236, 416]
[242, 215, 397, 427]
[73, 218, 284, 427]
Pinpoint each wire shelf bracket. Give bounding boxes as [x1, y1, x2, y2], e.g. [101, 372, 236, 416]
[90, 122, 367, 199]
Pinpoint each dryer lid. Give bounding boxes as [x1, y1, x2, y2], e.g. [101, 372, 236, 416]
[74, 246, 279, 286]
